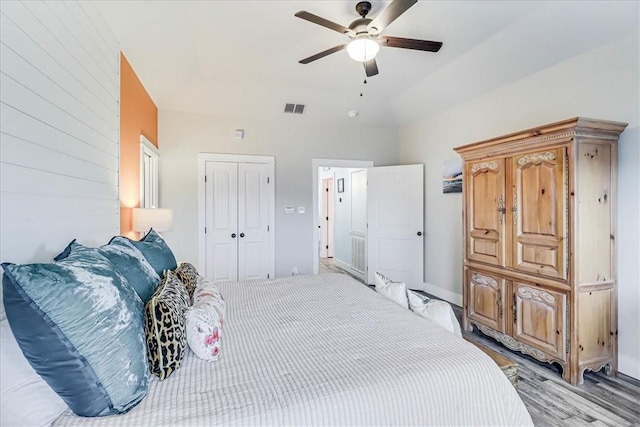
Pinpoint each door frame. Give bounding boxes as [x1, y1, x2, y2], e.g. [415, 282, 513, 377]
[320, 177, 335, 258]
[312, 158, 373, 274]
[198, 153, 275, 277]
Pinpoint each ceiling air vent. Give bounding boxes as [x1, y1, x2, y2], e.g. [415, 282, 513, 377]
[284, 103, 305, 115]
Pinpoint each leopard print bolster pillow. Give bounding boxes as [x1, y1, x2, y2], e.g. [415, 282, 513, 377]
[144, 270, 190, 380]
[174, 262, 199, 301]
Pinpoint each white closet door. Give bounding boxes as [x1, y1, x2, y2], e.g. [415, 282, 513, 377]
[205, 162, 238, 282]
[367, 164, 424, 288]
[238, 163, 270, 280]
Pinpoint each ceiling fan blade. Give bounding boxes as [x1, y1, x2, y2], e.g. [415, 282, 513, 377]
[295, 11, 353, 35]
[367, 0, 418, 34]
[382, 36, 443, 52]
[364, 58, 379, 77]
[299, 43, 347, 64]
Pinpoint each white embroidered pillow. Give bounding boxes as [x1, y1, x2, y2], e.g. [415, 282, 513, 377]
[185, 280, 225, 361]
[408, 290, 462, 337]
[374, 272, 409, 309]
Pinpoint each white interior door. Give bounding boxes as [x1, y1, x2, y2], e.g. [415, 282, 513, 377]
[205, 161, 238, 282]
[238, 163, 270, 280]
[367, 164, 424, 288]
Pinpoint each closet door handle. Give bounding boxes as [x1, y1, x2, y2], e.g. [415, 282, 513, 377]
[231, 233, 236, 238]
[239, 233, 245, 238]
[417, 231, 422, 236]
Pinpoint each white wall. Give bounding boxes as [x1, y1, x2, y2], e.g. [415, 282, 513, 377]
[0, 1, 120, 317]
[158, 111, 398, 277]
[398, 31, 639, 378]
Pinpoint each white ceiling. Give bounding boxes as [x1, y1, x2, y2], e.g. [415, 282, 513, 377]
[96, 1, 638, 128]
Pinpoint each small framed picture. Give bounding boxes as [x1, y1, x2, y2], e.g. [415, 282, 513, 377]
[443, 158, 463, 194]
[337, 178, 344, 193]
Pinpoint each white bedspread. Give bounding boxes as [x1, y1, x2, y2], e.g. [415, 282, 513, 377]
[54, 274, 532, 426]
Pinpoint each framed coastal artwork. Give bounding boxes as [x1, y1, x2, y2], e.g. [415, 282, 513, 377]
[443, 158, 462, 193]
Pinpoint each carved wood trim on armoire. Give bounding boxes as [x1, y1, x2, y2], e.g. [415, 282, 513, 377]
[454, 117, 627, 385]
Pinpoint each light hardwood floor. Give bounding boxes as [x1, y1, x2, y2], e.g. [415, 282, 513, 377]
[318, 263, 640, 426]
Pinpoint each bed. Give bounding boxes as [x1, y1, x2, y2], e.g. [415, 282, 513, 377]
[52, 273, 532, 426]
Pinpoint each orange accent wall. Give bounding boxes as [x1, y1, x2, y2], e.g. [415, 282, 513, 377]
[120, 53, 158, 238]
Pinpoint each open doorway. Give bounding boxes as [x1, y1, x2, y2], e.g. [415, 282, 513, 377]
[312, 159, 373, 281]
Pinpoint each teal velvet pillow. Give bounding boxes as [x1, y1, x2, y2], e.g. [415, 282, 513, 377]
[110, 229, 177, 276]
[55, 240, 160, 303]
[100, 240, 160, 303]
[1, 245, 150, 417]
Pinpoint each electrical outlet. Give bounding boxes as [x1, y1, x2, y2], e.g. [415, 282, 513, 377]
[292, 267, 298, 276]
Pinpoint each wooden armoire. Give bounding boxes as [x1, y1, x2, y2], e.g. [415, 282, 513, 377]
[454, 117, 627, 385]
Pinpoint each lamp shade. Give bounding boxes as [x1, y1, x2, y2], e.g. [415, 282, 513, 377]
[132, 208, 173, 232]
[346, 38, 380, 62]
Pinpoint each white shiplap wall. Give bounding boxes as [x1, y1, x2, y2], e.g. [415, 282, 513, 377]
[0, 0, 120, 300]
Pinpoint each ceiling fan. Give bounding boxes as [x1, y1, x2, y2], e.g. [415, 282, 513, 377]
[295, 0, 443, 77]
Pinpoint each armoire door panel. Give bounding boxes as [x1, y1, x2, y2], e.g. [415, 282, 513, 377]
[512, 148, 566, 279]
[513, 282, 566, 360]
[238, 163, 270, 281]
[466, 159, 506, 266]
[467, 270, 506, 333]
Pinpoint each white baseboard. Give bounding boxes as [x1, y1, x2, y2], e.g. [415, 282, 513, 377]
[619, 353, 640, 380]
[411, 282, 462, 307]
[332, 258, 365, 281]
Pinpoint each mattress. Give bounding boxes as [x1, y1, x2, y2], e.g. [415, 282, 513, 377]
[54, 273, 532, 426]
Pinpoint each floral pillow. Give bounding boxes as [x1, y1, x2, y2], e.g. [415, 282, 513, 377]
[186, 279, 225, 361]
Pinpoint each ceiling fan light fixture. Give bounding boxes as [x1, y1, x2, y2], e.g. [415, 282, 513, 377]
[346, 38, 380, 62]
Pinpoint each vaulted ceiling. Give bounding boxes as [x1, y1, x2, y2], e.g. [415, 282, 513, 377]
[96, 1, 638, 128]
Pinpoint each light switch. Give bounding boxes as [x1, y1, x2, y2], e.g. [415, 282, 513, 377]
[297, 206, 305, 214]
[284, 206, 294, 215]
